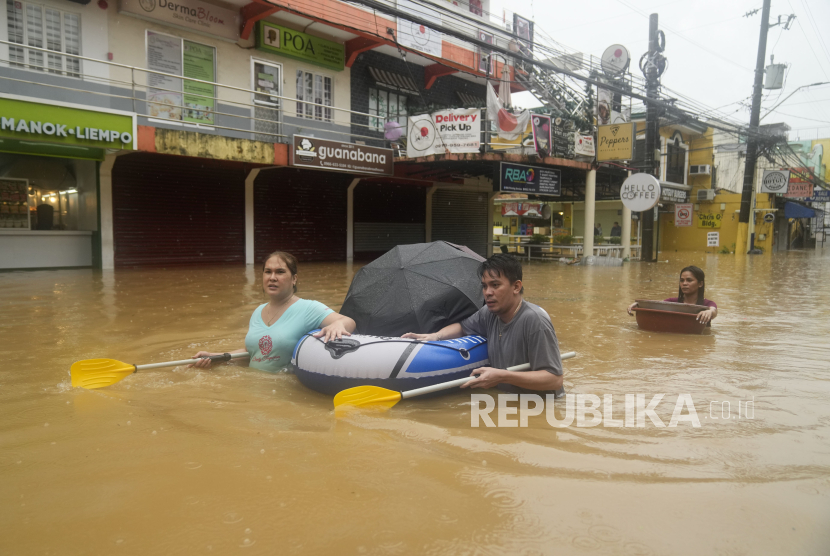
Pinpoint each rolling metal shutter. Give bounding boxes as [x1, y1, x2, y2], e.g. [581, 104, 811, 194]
[432, 189, 489, 256]
[112, 153, 246, 267]
[254, 168, 349, 262]
[354, 182, 426, 256]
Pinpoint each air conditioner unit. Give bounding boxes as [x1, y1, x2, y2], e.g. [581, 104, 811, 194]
[697, 189, 716, 201]
[690, 164, 711, 176]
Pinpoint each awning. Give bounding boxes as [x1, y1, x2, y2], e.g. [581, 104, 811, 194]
[784, 202, 816, 219]
[457, 91, 483, 106]
[368, 67, 419, 95]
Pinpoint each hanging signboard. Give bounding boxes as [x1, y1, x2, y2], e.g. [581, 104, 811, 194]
[406, 109, 480, 157]
[620, 173, 660, 212]
[806, 190, 830, 202]
[760, 169, 790, 193]
[784, 167, 813, 198]
[531, 115, 551, 158]
[597, 123, 634, 161]
[120, 0, 241, 41]
[256, 21, 345, 71]
[660, 186, 689, 203]
[397, 0, 442, 57]
[498, 162, 561, 196]
[574, 133, 595, 158]
[501, 202, 544, 217]
[697, 212, 722, 229]
[707, 232, 719, 247]
[674, 203, 693, 227]
[552, 117, 574, 159]
[291, 135, 393, 175]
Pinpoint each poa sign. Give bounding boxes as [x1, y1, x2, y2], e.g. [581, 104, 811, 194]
[760, 169, 790, 193]
[620, 173, 660, 212]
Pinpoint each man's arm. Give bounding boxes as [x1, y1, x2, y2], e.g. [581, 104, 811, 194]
[460, 367, 562, 391]
[402, 322, 464, 342]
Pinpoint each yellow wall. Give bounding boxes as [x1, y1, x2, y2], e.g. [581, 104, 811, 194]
[660, 193, 776, 253]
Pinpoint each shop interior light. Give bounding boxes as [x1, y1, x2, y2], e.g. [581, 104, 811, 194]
[65, 189, 78, 194]
[558, 211, 564, 215]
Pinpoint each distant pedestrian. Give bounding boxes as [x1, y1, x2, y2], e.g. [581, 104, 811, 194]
[594, 223, 603, 237]
[611, 222, 621, 237]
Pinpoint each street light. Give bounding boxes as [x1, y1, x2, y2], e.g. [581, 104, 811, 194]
[760, 81, 830, 121]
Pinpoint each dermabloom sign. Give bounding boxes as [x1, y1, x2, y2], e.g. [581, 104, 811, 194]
[291, 135, 393, 176]
[620, 173, 661, 212]
[120, 0, 241, 41]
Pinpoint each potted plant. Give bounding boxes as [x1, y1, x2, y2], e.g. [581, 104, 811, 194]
[528, 233, 547, 244]
[594, 235, 604, 245]
[610, 236, 622, 245]
[553, 234, 573, 245]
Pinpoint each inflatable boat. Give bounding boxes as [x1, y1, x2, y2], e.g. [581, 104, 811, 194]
[292, 332, 489, 395]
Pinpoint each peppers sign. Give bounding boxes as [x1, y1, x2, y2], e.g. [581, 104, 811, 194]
[760, 169, 790, 193]
[0, 95, 135, 149]
[597, 122, 634, 161]
[257, 21, 345, 71]
[620, 173, 660, 212]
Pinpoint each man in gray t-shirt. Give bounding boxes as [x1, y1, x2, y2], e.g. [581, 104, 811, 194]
[403, 254, 563, 394]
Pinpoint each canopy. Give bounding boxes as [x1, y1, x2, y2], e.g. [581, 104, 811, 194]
[340, 241, 485, 337]
[784, 202, 816, 219]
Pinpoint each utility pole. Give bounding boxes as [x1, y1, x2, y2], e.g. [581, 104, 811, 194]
[737, 0, 772, 255]
[642, 13, 662, 262]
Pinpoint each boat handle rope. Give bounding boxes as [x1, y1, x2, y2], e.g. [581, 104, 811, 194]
[301, 333, 486, 359]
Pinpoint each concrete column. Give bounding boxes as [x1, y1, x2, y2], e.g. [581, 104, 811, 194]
[425, 185, 438, 242]
[622, 170, 632, 260]
[583, 169, 597, 259]
[487, 191, 498, 257]
[245, 168, 261, 265]
[621, 205, 632, 260]
[346, 178, 360, 261]
[98, 153, 121, 270]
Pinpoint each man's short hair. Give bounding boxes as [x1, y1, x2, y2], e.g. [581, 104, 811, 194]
[478, 254, 524, 294]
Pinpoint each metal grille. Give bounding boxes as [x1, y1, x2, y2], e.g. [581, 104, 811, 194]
[432, 189, 489, 256]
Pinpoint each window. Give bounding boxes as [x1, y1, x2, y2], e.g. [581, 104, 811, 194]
[6, 0, 81, 77]
[665, 142, 686, 184]
[296, 70, 332, 122]
[368, 88, 408, 132]
[145, 31, 216, 125]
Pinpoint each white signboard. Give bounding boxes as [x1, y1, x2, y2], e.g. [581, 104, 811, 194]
[407, 109, 480, 157]
[707, 232, 719, 247]
[620, 173, 661, 212]
[675, 203, 693, 227]
[760, 169, 790, 193]
[574, 133, 595, 157]
[147, 31, 183, 120]
[396, 0, 442, 57]
[121, 0, 241, 41]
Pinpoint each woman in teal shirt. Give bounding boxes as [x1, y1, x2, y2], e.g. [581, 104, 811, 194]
[191, 251, 355, 372]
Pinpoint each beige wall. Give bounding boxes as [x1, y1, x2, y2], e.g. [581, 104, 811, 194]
[107, 9, 352, 126]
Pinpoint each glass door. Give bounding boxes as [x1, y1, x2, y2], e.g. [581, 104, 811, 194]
[252, 60, 281, 142]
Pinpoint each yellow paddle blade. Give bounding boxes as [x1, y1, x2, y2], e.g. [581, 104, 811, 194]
[70, 358, 136, 389]
[333, 385, 403, 410]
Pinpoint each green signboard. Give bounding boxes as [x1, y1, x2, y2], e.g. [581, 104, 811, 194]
[182, 40, 216, 125]
[0, 96, 135, 155]
[256, 21, 345, 71]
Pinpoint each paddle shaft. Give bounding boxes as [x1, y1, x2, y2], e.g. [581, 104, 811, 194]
[400, 351, 576, 400]
[135, 352, 249, 371]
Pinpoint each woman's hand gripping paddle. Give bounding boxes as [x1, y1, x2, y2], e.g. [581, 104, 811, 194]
[333, 351, 576, 411]
[70, 352, 250, 389]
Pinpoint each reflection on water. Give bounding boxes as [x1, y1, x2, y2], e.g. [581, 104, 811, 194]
[1, 253, 830, 554]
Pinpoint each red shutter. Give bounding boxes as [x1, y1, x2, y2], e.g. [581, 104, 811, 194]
[254, 169, 349, 263]
[112, 153, 246, 267]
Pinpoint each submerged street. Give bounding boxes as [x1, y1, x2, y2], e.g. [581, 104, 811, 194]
[2, 253, 830, 555]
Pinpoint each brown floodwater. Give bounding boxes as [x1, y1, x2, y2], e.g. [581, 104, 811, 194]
[2, 252, 830, 555]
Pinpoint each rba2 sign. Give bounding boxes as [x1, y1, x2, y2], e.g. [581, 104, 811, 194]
[760, 169, 790, 193]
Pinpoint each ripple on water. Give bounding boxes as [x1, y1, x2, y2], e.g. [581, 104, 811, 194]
[483, 488, 525, 510]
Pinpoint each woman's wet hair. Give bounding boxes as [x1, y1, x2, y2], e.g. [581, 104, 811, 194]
[677, 265, 705, 305]
[263, 251, 298, 293]
[478, 254, 524, 294]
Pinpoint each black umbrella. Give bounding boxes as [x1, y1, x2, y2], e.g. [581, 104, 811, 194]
[341, 241, 486, 337]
